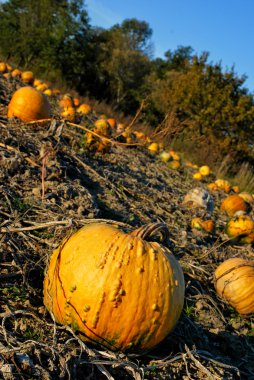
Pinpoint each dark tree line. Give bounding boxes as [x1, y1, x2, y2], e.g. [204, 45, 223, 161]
[0, 0, 253, 164]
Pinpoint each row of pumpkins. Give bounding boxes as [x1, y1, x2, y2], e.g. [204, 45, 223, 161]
[1, 62, 149, 151]
[2, 61, 254, 354]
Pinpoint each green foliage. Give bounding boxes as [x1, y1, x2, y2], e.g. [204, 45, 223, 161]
[147, 52, 254, 162]
[0, 0, 90, 81]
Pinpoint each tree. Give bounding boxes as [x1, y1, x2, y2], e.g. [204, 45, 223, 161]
[0, 0, 90, 81]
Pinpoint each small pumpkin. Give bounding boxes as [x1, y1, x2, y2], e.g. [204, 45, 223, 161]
[107, 118, 117, 130]
[220, 194, 250, 216]
[169, 150, 180, 161]
[59, 94, 74, 109]
[44, 222, 185, 353]
[238, 192, 254, 205]
[199, 165, 210, 176]
[36, 83, 48, 92]
[77, 103, 91, 115]
[193, 172, 203, 180]
[21, 71, 34, 84]
[0, 62, 7, 73]
[61, 106, 76, 122]
[225, 214, 254, 244]
[215, 179, 231, 193]
[73, 97, 80, 107]
[168, 160, 180, 170]
[11, 68, 22, 78]
[207, 183, 218, 191]
[148, 142, 159, 154]
[214, 258, 254, 314]
[159, 151, 171, 162]
[191, 218, 215, 233]
[8, 86, 51, 122]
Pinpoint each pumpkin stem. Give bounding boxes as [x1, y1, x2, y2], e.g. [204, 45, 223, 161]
[131, 223, 170, 246]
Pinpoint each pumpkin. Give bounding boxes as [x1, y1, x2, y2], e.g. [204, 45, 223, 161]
[11, 68, 22, 78]
[169, 150, 180, 161]
[61, 107, 76, 122]
[44, 88, 52, 97]
[199, 165, 210, 176]
[215, 179, 231, 193]
[7, 86, 51, 122]
[33, 79, 42, 87]
[207, 183, 218, 191]
[21, 71, 34, 84]
[73, 97, 80, 107]
[59, 94, 74, 108]
[214, 258, 254, 314]
[168, 160, 180, 170]
[0, 62, 7, 73]
[183, 187, 214, 212]
[44, 222, 185, 353]
[77, 103, 92, 115]
[36, 83, 48, 92]
[107, 118, 117, 130]
[193, 172, 203, 180]
[225, 214, 254, 244]
[191, 218, 215, 233]
[232, 185, 240, 193]
[148, 143, 159, 154]
[238, 192, 254, 205]
[220, 194, 250, 216]
[160, 151, 171, 162]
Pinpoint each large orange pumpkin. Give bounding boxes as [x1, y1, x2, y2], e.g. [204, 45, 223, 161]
[214, 258, 254, 314]
[8, 86, 51, 122]
[44, 222, 185, 353]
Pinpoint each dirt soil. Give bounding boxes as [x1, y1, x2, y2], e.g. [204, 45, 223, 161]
[0, 77, 254, 380]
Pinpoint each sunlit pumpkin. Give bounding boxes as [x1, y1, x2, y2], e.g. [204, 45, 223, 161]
[11, 69, 22, 78]
[76, 103, 91, 115]
[207, 183, 218, 191]
[8, 86, 51, 122]
[36, 83, 48, 92]
[148, 142, 159, 154]
[168, 160, 180, 170]
[238, 192, 254, 205]
[220, 194, 250, 216]
[0, 62, 7, 73]
[61, 106, 76, 122]
[191, 218, 215, 233]
[107, 118, 117, 130]
[215, 179, 231, 193]
[43, 88, 52, 97]
[159, 151, 171, 162]
[21, 71, 34, 84]
[225, 214, 254, 244]
[169, 150, 180, 161]
[59, 94, 74, 108]
[193, 172, 203, 180]
[199, 165, 210, 176]
[44, 222, 185, 353]
[214, 258, 254, 314]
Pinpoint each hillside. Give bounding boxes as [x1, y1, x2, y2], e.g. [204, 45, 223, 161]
[0, 75, 254, 380]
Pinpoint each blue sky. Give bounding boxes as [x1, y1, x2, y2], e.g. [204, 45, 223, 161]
[86, 0, 254, 92]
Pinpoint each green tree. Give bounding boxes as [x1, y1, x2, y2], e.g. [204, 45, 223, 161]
[148, 52, 254, 161]
[0, 0, 90, 81]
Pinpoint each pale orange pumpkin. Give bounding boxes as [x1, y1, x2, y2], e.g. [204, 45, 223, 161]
[44, 222, 185, 353]
[8, 86, 51, 122]
[220, 194, 250, 216]
[59, 94, 74, 108]
[214, 258, 254, 314]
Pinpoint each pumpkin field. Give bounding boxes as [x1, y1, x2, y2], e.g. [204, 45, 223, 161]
[0, 67, 254, 380]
